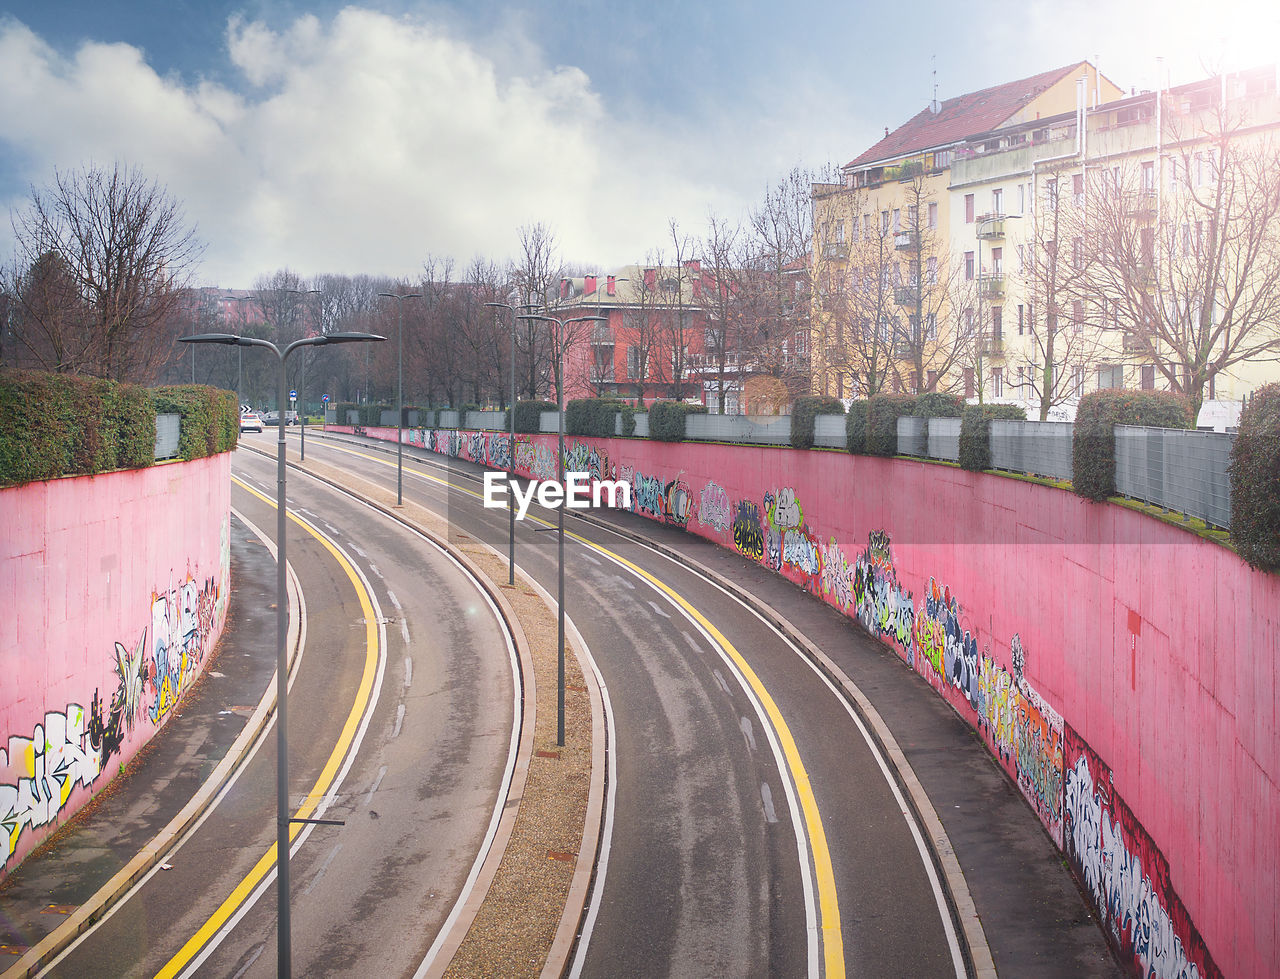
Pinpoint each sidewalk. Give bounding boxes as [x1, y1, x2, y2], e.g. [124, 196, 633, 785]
[0, 514, 280, 976]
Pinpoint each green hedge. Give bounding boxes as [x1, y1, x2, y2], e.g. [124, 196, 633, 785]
[152, 385, 238, 461]
[0, 372, 237, 486]
[1072, 389, 1192, 501]
[514, 399, 557, 434]
[865, 394, 917, 456]
[846, 400, 869, 454]
[959, 403, 1027, 472]
[331, 401, 357, 425]
[357, 403, 392, 426]
[791, 395, 845, 449]
[913, 392, 965, 418]
[619, 405, 641, 437]
[567, 397, 626, 437]
[649, 401, 707, 442]
[1229, 383, 1280, 571]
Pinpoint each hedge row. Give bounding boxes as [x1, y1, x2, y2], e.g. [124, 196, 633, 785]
[567, 397, 626, 437]
[0, 371, 236, 487]
[514, 400, 557, 433]
[1229, 383, 1280, 571]
[1072, 390, 1193, 501]
[790, 396, 845, 449]
[649, 401, 707, 442]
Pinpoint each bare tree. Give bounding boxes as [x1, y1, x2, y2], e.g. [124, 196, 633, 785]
[5, 162, 203, 381]
[1085, 107, 1280, 414]
[696, 210, 746, 411]
[511, 223, 563, 399]
[619, 259, 666, 404]
[657, 220, 697, 401]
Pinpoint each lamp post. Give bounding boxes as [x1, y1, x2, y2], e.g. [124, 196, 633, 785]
[516, 310, 606, 746]
[223, 296, 256, 402]
[180, 328, 385, 979]
[282, 289, 322, 462]
[378, 292, 422, 505]
[484, 299, 539, 585]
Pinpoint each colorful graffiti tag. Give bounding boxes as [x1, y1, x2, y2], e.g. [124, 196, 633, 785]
[1064, 729, 1220, 979]
[697, 481, 732, 533]
[732, 501, 765, 561]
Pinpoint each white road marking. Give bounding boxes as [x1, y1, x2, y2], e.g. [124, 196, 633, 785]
[391, 703, 406, 739]
[301, 843, 344, 896]
[403, 656, 413, 688]
[761, 783, 778, 824]
[682, 631, 702, 655]
[712, 669, 732, 696]
[740, 716, 757, 752]
[647, 601, 671, 619]
[387, 589, 403, 611]
[364, 766, 388, 806]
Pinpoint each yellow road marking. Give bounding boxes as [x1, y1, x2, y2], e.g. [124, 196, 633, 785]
[322, 439, 846, 975]
[155, 477, 380, 978]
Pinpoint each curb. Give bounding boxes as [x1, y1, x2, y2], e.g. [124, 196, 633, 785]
[4, 508, 304, 979]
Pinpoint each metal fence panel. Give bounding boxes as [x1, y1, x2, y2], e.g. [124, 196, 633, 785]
[928, 417, 961, 462]
[437, 409, 460, 429]
[154, 413, 181, 460]
[540, 410, 561, 433]
[1115, 426, 1234, 529]
[466, 410, 506, 431]
[686, 414, 792, 444]
[379, 410, 398, 427]
[896, 417, 927, 457]
[633, 413, 649, 438]
[813, 414, 847, 448]
[990, 420, 1074, 480]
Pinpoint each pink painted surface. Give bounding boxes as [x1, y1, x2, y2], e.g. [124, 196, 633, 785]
[1, 454, 231, 874]
[350, 420, 1277, 978]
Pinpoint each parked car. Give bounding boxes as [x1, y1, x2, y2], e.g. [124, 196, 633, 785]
[262, 411, 299, 426]
[240, 411, 264, 433]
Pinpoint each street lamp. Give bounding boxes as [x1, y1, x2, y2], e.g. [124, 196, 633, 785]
[516, 310, 607, 747]
[378, 292, 422, 505]
[484, 299, 539, 585]
[282, 289, 322, 462]
[180, 328, 385, 979]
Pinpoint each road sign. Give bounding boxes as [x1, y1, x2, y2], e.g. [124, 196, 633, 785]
[289, 390, 297, 401]
[322, 394, 330, 403]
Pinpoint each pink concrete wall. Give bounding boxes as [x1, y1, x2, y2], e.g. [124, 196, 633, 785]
[346, 421, 1276, 979]
[1, 454, 231, 875]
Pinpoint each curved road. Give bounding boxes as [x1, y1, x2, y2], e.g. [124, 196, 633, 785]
[44, 451, 518, 978]
[298, 432, 964, 977]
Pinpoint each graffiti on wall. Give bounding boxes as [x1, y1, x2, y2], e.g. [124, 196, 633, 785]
[731, 501, 765, 561]
[697, 481, 732, 533]
[1064, 729, 1220, 979]
[2, 569, 223, 871]
[819, 537, 855, 611]
[851, 532, 915, 654]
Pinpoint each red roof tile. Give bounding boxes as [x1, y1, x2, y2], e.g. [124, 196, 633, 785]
[846, 63, 1083, 169]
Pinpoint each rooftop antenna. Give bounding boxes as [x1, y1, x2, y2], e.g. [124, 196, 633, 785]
[931, 55, 940, 113]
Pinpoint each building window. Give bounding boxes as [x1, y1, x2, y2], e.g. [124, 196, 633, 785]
[1047, 178, 1058, 209]
[1142, 160, 1155, 192]
[1017, 304, 1025, 335]
[864, 214, 872, 238]
[926, 257, 937, 285]
[992, 367, 1003, 397]
[1018, 183, 1026, 214]
[926, 370, 939, 392]
[992, 187, 1003, 214]
[881, 210, 890, 234]
[965, 194, 975, 223]
[1017, 244, 1024, 272]
[1073, 172, 1084, 204]
[965, 251, 975, 280]
[1073, 300, 1084, 332]
[963, 307, 974, 335]
[928, 202, 938, 228]
[1098, 364, 1123, 389]
[1141, 365, 1156, 390]
[991, 247, 1003, 274]
[892, 209, 901, 233]
[992, 306, 1003, 340]
[626, 345, 640, 379]
[926, 312, 937, 341]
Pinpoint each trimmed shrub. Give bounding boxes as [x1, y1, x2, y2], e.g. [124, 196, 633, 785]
[619, 405, 641, 437]
[1229, 383, 1280, 571]
[567, 397, 626, 437]
[912, 391, 965, 418]
[331, 401, 357, 425]
[959, 403, 1027, 472]
[791, 395, 845, 449]
[152, 385, 238, 461]
[1072, 389, 1192, 501]
[865, 394, 917, 456]
[514, 399, 557, 434]
[357, 403, 392, 426]
[1, 370, 79, 484]
[845, 400, 869, 454]
[107, 382, 159, 470]
[649, 401, 707, 442]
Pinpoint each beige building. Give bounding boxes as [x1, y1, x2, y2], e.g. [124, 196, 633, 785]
[814, 62, 1280, 424]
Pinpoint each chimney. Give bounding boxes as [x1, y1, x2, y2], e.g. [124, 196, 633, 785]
[560, 278, 570, 299]
[585, 274, 597, 295]
[884, 126, 890, 137]
[606, 275, 616, 295]
[644, 268, 656, 289]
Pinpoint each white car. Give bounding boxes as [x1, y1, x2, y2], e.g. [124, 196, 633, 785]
[240, 411, 264, 433]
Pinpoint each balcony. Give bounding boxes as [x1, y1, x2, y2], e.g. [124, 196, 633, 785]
[1122, 332, 1145, 354]
[894, 232, 914, 251]
[976, 214, 1006, 239]
[980, 336, 1004, 357]
[894, 284, 920, 305]
[822, 243, 848, 261]
[1125, 189, 1157, 218]
[591, 325, 614, 345]
[978, 273, 1005, 298]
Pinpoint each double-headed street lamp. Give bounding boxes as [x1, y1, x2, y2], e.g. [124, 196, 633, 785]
[484, 299, 539, 586]
[180, 329, 384, 979]
[378, 292, 422, 506]
[516, 309, 607, 747]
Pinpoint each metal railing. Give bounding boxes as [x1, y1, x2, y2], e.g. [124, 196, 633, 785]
[928, 417, 961, 462]
[685, 413, 792, 444]
[814, 414, 846, 448]
[990, 420, 1074, 480]
[1115, 425, 1233, 529]
[155, 413, 181, 460]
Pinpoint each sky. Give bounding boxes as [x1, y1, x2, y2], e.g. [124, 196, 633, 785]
[0, 0, 1277, 287]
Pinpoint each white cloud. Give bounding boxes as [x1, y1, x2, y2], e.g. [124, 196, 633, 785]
[0, 8, 770, 286]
